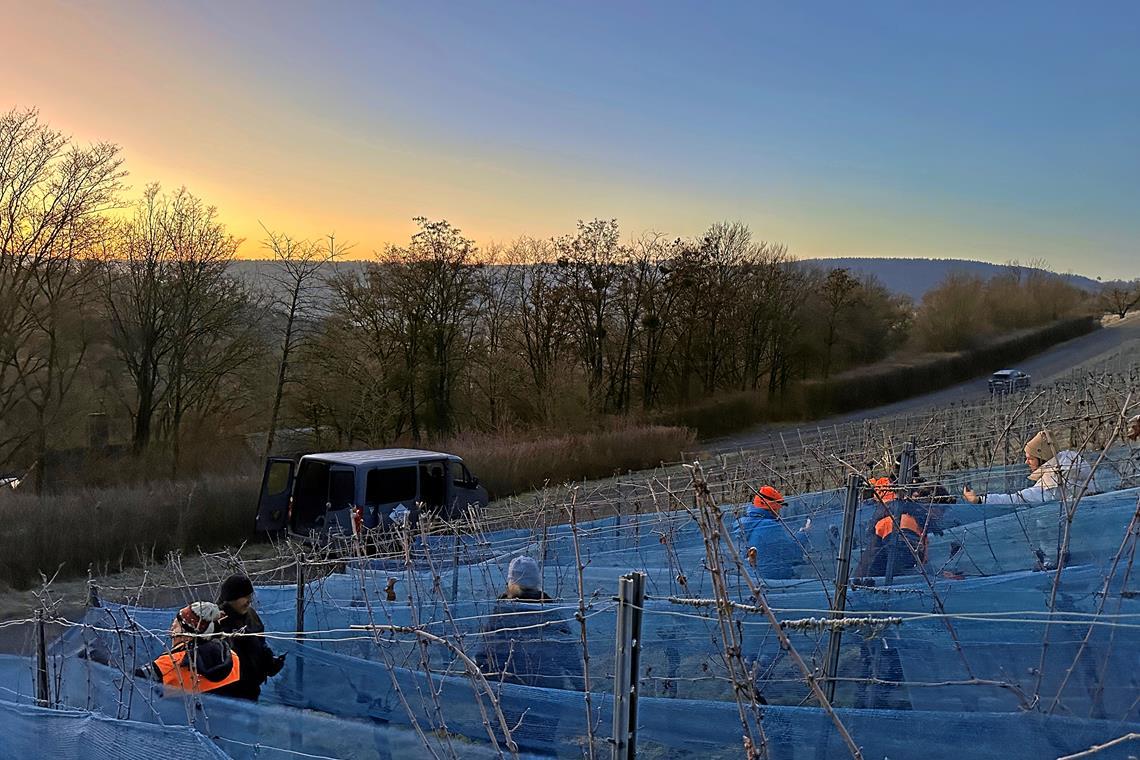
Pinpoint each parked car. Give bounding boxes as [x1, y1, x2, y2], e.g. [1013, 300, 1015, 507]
[255, 448, 488, 535]
[988, 369, 1031, 395]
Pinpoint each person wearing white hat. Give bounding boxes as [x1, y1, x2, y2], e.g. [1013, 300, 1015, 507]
[478, 556, 576, 749]
[502, 556, 552, 601]
[963, 429, 1100, 506]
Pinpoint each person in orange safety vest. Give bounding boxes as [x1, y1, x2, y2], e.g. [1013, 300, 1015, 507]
[853, 505, 929, 580]
[854, 453, 944, 581]
[135, 601, 242, 697]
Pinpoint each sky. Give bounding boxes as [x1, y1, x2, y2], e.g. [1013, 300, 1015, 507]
[3, 1, 1138, 278]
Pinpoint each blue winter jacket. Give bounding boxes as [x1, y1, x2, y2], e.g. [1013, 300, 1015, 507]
[737, 507, 811, 580]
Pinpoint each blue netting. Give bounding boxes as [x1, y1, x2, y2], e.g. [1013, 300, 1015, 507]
[0, 698, 228, 759]
[4, 457, 1140, 758]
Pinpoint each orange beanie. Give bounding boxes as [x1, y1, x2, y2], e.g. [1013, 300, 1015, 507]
[752, 485, 784, 514]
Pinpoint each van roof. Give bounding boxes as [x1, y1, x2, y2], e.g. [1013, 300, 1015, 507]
[300, 448, 461, 467]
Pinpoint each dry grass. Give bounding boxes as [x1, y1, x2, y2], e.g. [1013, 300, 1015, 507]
[0, 475, 258, 589]
[0, 425, 693, 588]
[439, 424, 696, 499]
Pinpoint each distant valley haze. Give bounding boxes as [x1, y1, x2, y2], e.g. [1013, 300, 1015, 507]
[228, 255, 1109, 305]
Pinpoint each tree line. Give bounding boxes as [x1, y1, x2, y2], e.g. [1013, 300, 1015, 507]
[0, 108, 1108, 488]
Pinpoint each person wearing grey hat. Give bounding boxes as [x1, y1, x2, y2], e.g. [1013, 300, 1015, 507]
[963, 429, 1100, 506]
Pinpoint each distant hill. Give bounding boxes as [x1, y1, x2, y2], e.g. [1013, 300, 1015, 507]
[797, 257, 1102, 301]
[230, 257, 1104, 307]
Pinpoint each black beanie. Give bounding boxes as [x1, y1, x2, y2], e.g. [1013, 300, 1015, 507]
[218, 574, 254, 603]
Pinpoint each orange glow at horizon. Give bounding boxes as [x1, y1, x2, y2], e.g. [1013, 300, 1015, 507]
[3, 2, 1136, 278]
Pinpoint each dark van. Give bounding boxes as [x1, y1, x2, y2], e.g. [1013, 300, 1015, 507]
[254, 448, 488, 535]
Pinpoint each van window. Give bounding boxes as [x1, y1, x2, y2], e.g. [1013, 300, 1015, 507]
[420, 461, 448, 510]
[328, 469, 355, 511]
[454, 463, 475, 488]
[265, 460, 292, 497]
[366, 466, 417, 504]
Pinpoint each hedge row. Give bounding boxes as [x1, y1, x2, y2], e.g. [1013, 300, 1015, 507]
[799, 316, 1099, 417]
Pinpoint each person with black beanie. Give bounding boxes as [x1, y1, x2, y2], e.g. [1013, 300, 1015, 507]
[216, 573, 285, 701]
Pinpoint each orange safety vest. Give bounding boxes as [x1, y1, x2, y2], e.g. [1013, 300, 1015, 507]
[869, 477, 896, 503]
[874, 512, 922, 539]
[874, 513, 927, 562]
[154, 647, 241, 695]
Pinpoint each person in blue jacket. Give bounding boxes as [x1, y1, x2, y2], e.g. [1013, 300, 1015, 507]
[737, 485, 812, 580]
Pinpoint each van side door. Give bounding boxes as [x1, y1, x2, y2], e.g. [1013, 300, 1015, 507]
[255, 457, 294, 532]
[324, 465, 357, 535]
[449, 461, 488, 519]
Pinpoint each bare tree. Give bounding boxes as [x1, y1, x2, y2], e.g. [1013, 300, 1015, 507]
[735, 241, 790, 391]
[105, 185, 255, 469]
[555, 219, 623, 405]
[406, 218, 480, 436]
[163, 189, 253, 476]
[350, 218, 480, 439]
[470, 240, 522, 431]
[261, 229, 345, 458]
[1100, 280, 1140, 320]
[607, 235, 654, 412]
[765, 262, 811, 398]
[16, 237, 107, 490]
[512, 243, 571, 423]
[0, 108, 125, 471]
[820, 267, 863, 379]
[328, 262, 415, 440]
[636, 235, 684, 410]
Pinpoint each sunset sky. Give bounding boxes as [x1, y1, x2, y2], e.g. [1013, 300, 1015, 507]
[4, 1, 1138, 278]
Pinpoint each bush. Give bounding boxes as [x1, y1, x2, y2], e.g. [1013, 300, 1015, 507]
[652, 390, 808, 438]
[439, 424, 696, 499]
[0, 476, 257, 589]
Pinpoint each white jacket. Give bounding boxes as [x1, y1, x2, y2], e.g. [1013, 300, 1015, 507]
[984, 450, 1100, 506]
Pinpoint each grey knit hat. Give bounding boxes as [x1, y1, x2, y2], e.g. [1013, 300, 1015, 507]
[507, 556, 541, 591]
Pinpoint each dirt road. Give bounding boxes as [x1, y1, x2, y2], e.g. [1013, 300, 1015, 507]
[696, 314, 1140, 456]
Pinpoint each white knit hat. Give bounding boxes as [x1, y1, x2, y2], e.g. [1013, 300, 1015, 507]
[507, 556, 541, 591]
[176, 601, 223, 636]
[1024, 430, 1056, 462]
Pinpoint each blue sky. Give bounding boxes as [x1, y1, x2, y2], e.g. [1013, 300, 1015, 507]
[5, 1, 1138, 277]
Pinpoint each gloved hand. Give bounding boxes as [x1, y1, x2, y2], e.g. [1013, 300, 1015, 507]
[267, 653, 287, 677]
[78, 641, 112, 666]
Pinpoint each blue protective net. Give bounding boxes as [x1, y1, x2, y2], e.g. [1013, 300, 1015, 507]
[0, 699, 228, 760]
[4, 452, 1140, 758]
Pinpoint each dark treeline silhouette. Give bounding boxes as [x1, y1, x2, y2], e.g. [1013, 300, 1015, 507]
[292, 218, 914, 447]
[0, 108, 1100, 490]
